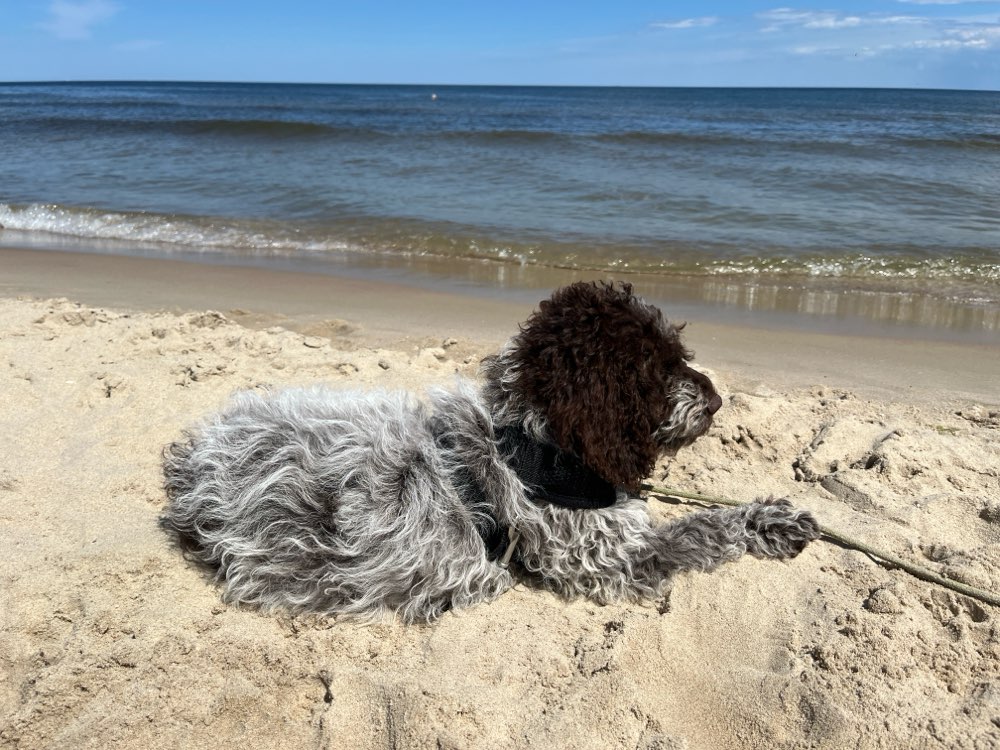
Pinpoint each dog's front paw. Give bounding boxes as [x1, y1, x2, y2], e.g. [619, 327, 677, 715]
[743, 497, 820, 560]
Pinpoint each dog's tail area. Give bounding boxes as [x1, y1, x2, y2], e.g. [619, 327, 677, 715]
[160, 433, 213, 553]
[162, 434, 196, 502]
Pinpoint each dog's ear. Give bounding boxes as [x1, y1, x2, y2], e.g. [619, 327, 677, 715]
[508, 281, 687, 487]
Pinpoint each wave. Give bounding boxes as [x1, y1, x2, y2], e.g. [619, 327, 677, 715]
[6, 116, 373, 140]
[885, 134, 1000, 152]
[9, 115, 568, 145]
[438, 128, 565, 145]
[172, 118, 349, 138]
[0, 202, 350, 254]
[697, 253, 1000, 283]
[2, 202, 998, 291]
[595, 130, 749, 148]
[0, 115, 866, 151]
[594, 129, 993, 155]
[10, 113, 998, 155]
[437, 128, 1000, 153]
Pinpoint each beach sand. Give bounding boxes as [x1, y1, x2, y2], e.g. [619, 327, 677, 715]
[1, 248, 999, 749]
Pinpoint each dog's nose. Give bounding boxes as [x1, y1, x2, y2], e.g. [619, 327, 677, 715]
[707, 394, 722, 415]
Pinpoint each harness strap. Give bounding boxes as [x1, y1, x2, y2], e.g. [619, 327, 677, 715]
[494, 425, 618, 510]
[432, 420, 618, 564]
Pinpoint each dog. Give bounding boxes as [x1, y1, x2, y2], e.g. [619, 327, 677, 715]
[162, 281, 819, 622]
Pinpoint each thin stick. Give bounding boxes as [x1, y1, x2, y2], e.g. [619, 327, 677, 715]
[643, 484, 1000, 609]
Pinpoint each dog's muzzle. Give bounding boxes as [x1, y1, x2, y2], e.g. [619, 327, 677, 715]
[707, 393, 722, 415]
[681, 364, 722, 417]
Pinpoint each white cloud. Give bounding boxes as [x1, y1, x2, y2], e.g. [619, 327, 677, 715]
[895, 21, 1000, 51]
[906, 37, 990, 47]
[755, 5, 1000, 59]
[800, 23, 1000, 56]
[40, 0, 119, 40]
[792, 44, 833, 54]
[812, 16, 862, 28]
[757, 8, 930, 31]
[877, 16, 930, 25]
[758, 8, 807, 26]
[652, 17, 719, 30]
[947, 24, 1000, 39]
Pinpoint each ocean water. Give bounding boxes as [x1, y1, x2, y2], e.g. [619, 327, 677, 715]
[1, 82, 999, 334]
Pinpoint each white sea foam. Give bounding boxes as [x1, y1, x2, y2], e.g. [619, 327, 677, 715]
[2, 202, 998, 290]
[0, 202, 352, 256]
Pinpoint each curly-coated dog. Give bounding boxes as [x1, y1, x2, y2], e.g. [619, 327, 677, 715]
[163, 281, 819, 622]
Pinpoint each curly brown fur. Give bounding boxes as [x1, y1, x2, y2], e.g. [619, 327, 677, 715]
[483, 281, 707, 487]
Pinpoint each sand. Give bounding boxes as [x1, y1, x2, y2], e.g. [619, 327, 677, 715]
[1, 252, 999, 749]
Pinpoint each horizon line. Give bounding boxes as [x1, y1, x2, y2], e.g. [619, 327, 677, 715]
[1, 79, 998, 94]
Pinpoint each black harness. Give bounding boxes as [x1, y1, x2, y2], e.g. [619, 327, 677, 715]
[495, 426, 618, 510]
[436, 423, 618, 563]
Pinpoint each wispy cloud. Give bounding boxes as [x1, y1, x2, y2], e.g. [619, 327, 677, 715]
[906, 36, 989, 47]
[859, 31, 995, 55]
[938, 23, 1000, 47]
[752, 4, 1000, 55]
[651, 17, 719, 30]
[40, 0, 119, 40]
[758, 8, 929, 32]
[762, 9, 862, 29]
[787, 18, 1000, 57]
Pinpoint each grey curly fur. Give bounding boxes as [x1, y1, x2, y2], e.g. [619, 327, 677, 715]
[163, 286, 819, 623]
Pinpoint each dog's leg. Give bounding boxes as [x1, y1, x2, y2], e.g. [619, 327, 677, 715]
[652, 497, 819, 575]
[519, 497, 818, 603]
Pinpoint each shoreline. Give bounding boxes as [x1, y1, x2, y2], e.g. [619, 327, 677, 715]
[2, 244, 998, 404]
[3, 232, 999, 344]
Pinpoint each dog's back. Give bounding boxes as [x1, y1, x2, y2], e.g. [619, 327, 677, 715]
[162, 385, 510, 620]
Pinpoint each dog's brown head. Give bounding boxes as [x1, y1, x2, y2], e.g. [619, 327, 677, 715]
[483, 281, 721, 488]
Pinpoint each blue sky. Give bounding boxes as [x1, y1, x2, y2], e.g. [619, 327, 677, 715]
[1, 1, 999, 89]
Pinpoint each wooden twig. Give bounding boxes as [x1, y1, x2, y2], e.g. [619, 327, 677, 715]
[642, 484, 1000, 609]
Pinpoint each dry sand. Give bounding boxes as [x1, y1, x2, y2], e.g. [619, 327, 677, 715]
[1, 252, 999, 749]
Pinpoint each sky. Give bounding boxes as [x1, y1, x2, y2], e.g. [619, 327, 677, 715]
[1, 1, 999, 89]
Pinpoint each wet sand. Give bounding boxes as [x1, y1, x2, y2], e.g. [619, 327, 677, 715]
[3, 245, 998, 402]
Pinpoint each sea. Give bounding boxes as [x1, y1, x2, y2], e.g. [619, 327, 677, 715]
[1, 82, 999, 339]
